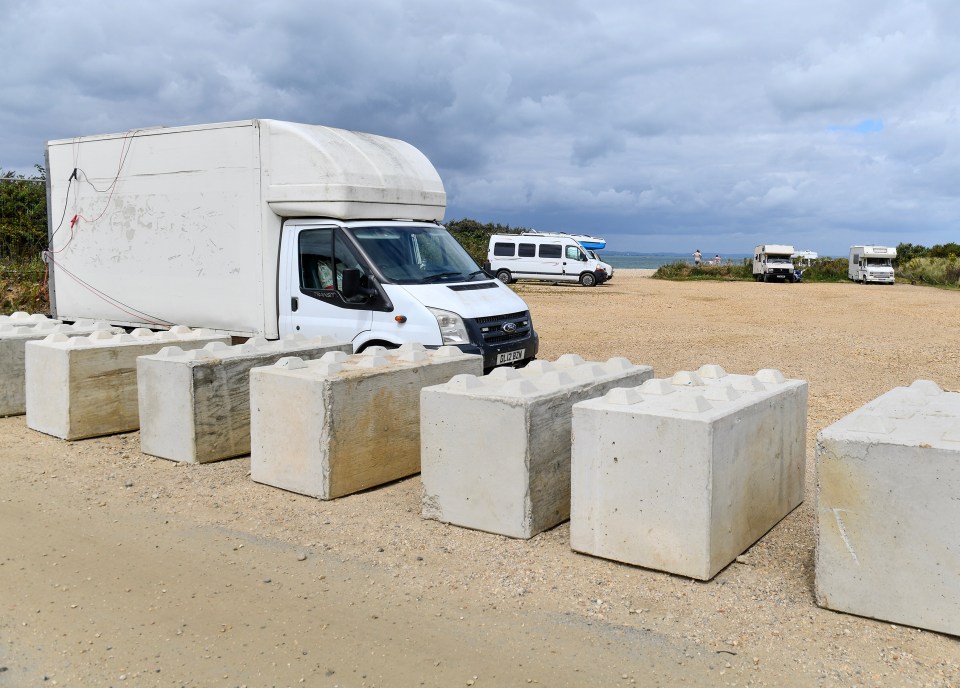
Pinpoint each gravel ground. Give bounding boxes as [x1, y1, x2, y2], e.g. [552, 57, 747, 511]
[1, 270, 958, 687]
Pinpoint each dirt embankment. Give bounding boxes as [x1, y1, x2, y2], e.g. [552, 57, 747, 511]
[1, 271, 958, 687]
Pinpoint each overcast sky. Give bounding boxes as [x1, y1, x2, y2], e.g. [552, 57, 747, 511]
[2, 0, 958, 254]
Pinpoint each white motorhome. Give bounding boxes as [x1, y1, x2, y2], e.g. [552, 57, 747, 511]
[45, 120, 538, 370]
[849, 245, 896, 284]
[753, 244, 797, 282]
[486, 232, 608, 287]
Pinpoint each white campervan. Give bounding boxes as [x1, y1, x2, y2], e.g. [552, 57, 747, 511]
[753, 244, 797, 282]
[849, 245, 896, 284]
[487, 233, 608, 287]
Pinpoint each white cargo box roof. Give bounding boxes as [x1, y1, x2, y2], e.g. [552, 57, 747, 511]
[260, 120, 445, 221]
[47, 119, 446, 222]
[855, 245, 897, 258]
[758, 244, 795, 254]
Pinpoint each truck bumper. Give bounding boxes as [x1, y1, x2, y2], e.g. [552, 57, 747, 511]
[453, 332, 539, 372]
[462, 310, 539, 372]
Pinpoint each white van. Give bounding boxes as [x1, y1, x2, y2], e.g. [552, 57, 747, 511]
[487, 233, 608, 287]
[849, 245, 896, 284]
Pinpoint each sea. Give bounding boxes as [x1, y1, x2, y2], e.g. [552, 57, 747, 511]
[601, 253, 751, 269]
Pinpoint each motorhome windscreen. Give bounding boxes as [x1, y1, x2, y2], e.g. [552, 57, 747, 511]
[767, 256, 792, 263]
[351, 225, 482, 284]
[866, 257, 892, 266]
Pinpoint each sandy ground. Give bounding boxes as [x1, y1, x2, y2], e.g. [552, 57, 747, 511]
[2, 271, 959, 687]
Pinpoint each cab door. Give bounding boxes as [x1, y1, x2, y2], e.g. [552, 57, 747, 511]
[561, 243, 586, 280]
[278, 225, 372, 345]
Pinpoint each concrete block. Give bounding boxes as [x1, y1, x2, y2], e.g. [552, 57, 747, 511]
[570, 365, 807, 580]
[250, 345, 483, 499]
[815, 380, 960, 635]
[137, 335, 352, 464]
[25, 327, 231, 440]
[420, 355, 654, 539]
[0, 319, 122, 417]
[0, 311, 61, 326]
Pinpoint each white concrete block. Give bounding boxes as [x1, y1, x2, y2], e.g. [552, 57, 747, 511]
[420, 356, 654, 539]
[137, 335, 352, 464]
[250, 346, 483, 499]
[570, 365, 807, 580]
[0, 311, 60, 326]
[25, 328, 231, 440]
[0, 320, 122, 417]
[815, 380, 960, 635]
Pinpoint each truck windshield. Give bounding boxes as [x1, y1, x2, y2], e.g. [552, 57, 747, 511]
[767, 256, 792, 263]
[866, 258, 892, 266]
[351, 225, 485, 284]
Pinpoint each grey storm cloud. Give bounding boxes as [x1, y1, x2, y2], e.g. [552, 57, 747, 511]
[1, 0, 957, 254]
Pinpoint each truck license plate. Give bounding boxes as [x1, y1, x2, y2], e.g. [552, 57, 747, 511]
[496, 349, 525, 366]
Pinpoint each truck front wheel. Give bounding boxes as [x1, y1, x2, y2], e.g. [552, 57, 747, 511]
[580, 272, 596, 287]
[495, 269, 513, 285]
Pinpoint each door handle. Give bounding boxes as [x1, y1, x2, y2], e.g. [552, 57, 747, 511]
[291, 296, 299, 312]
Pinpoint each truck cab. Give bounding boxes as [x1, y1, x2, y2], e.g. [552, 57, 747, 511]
[281, 219, 538, 370]
[753, 244, 797, 282]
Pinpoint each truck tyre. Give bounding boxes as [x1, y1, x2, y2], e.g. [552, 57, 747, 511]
[496, 269, 513, 285]
[580, 272, 596, 287]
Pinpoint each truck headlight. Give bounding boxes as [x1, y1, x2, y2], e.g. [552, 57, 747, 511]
[427, 307, 470, 345]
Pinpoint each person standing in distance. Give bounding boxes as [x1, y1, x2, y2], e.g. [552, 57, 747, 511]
[693, 249, 702, 266]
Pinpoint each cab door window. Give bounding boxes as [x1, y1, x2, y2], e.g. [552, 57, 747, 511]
[565, 245, 584, 260]
[298, 228, 370, 306]
[299, 228, 335, 290]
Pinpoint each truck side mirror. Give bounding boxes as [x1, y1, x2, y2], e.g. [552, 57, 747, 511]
[340, 268, 363, 299]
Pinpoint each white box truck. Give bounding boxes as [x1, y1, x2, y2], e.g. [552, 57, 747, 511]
[45, 120, 538, 370]
[848, 245, 896, 284]
[752, 244, 797, 282]
[486, 232, 608, 286]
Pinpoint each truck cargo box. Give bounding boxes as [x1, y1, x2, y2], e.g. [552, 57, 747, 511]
[46, 120, 446, 337]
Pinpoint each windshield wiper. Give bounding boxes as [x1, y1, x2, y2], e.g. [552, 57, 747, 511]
[420, 271, 463, 283]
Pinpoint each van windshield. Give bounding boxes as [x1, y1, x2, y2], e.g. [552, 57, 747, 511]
[351, 225, 485, 284]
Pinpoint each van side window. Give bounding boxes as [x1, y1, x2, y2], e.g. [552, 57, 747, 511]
[539, 244, 562, 259]
[565, 245, 583, 260]
[518, 243, 536, 257]
[299, 228, 335, 290]
[493, 242, 515, 257]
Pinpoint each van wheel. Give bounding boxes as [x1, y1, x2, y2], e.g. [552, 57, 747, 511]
[495, 269, 513, 285]
[580, 272, 596, 287]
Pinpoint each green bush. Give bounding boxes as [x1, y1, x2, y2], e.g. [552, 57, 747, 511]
[652, 258, 752, 281]
[1, 168, 48, 263]
[0, 257, 48, 313]
[798, 257, 848, 282]
[898, 256, 960, 287]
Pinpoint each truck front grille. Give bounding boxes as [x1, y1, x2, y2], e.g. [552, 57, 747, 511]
[473, 310, 533, 345]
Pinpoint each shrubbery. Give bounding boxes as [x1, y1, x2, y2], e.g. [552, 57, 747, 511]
[1, 167, 49, 311]
[796, 257, 848, 282]
[652, 259, 752, 281]
[898, 256, 960, 287]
